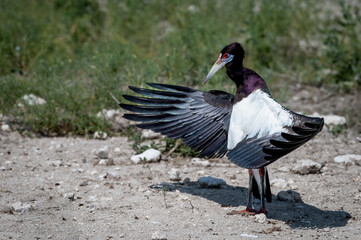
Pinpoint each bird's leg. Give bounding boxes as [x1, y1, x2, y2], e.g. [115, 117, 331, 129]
[227, 169, 257, 215]
[257, 167, 267, 214]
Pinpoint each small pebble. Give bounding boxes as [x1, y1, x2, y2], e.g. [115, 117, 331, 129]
[79, 181, 89, 187]
[64, 193, 75, 201]
[277, 190, 301, 202]
[20, 94, 46, 106]
[151, 231, 167, 240]
[291, 159, 322, 175]
[0, 206, 13, 214]
[114, 147, 121, 154]
[270, 178, 290, 189]
[97, 147, 109, 159]
[98, 158, 114, 166]
[94, 131, 108, 140]
[71, 168, 85, 173]
[183, 177, 191, 184]
[240, 233, 258, 238]
[11, 202, 33, 212]
[130, 149, 161, 164]
[99, 173, 108, 180]
[179, 194, 189, 201]
[254, 213, 267, 223]
[197, 170, 206, 176]
[168, 168, 181, 181]
[191, 158, 211, 167]
[1, 124, 10, 132]
[142, 129, 161, 139]
[334, 154, 361, 164]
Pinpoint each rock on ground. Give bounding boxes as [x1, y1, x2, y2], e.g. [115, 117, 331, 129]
[11, 202, 33, 212]
[191, 158, 211, 167]
[168, 168, 181, 181]
[151, 231, 167, 240]
[94, 131, 108, 140]
[19, 94, 46, 106]
[1, 124, 10, 132]
[334, 154, 361, 164]
[198, 176, 226, 188]
[254, 213, 267, 223]
[96, 147, 109, 159]
[270, 178, 290, 189]
[130, 148, 161, 164]
[141, 129, 161, 139]
[291, 159, 322, 175]
[277, 190, 302, 202]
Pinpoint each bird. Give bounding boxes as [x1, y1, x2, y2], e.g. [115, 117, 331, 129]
[119, 42, 324, 214]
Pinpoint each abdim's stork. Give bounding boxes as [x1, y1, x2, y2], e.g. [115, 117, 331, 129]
[119, 43, 324, 214]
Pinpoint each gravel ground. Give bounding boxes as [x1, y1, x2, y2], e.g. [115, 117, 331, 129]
[1, 86, 361, 240]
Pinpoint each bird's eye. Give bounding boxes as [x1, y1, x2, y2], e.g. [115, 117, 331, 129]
[222, 53, 229, 59]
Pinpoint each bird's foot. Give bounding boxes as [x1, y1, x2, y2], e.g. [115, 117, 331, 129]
[227, 207, 267, 215]
[227, 207, 258, 216]
[257, 207, 267, 214]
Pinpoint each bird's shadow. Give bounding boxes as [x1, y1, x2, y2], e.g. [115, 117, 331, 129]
[149, 181, 351, 229]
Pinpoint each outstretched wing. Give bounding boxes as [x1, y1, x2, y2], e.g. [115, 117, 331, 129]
[120, 83, 234, 158]
[227, 111, 324, 169]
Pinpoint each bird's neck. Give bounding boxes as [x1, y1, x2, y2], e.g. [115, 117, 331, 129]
[226, 66, 269, 102]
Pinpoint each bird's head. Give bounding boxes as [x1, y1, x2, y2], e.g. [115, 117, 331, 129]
[204, 42, 245, 84]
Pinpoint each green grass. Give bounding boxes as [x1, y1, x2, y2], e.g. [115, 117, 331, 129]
[0, 0, 360, 136]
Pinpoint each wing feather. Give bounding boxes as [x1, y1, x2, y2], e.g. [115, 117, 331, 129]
[227, 113, 324, 169]
[120, 83, 234, 158]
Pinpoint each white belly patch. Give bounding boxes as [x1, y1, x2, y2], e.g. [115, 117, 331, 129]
[227, 89, 293, 150]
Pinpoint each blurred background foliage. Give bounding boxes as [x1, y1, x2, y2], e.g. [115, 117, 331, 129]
[0, 0, 360, 135]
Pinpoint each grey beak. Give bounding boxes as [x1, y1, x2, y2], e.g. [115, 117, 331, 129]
[203, 60, 227, 84]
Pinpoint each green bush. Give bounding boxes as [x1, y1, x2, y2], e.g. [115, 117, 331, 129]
[0, 0, 359, 135]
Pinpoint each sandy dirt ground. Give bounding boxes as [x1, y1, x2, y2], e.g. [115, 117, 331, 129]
[1, 85, 361, 240]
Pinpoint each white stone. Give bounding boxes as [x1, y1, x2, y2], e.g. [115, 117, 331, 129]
[311, 112, 346, 126]
[198, 176, 226, 188]
[197, 170, 206, 176]
[278, 166, 290, 172]
[99, 172, 108, 180]
[240, 233, 258, 238]
[291, 159, 322, 175]
[179, 193, 189, 201]
[1, 124, 10, 132]
[98, 158, 114, 166]
[94, 131, 108, 140]
[71, 168, 85, 173]
[130, 149, 161, 164]
[114, 147, 121, 153]
[270, 178, 290, 189]
[142, 129, 161, 139]
[151, 231, 167, 240]
[254, 213, 267, 223]
[20, 94, 46, 106]
[334, 154, 361, 164]
[97, 147, 109, 159]
[0, 166, 10, 171]
[96, 109, 122, 120]
[64, 193, 75, 201]
[168, 168, 181, 181]
[98, 159, 108, 165]
[191, 158, 211, 167]
[11, 202, 33, 212]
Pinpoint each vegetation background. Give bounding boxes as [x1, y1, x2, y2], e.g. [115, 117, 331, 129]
[0, 0, 360, 136]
